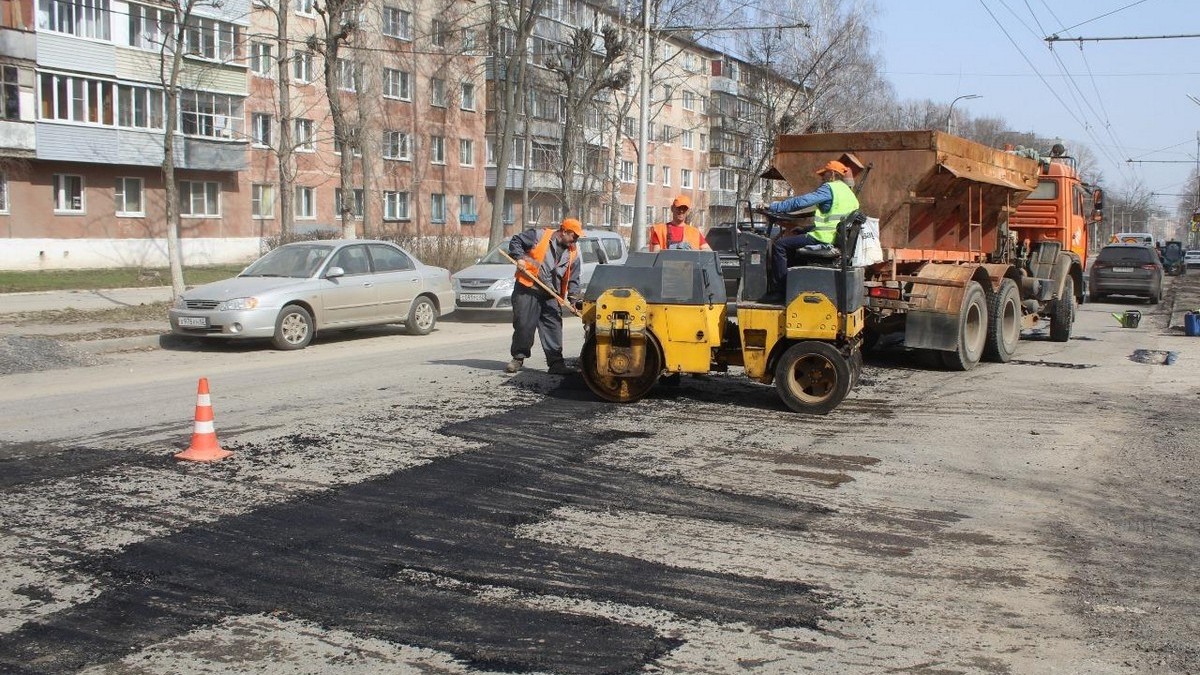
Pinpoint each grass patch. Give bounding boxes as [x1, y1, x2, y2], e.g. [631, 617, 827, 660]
[4, 301, 171, 325]
[0, 265, 246, 293]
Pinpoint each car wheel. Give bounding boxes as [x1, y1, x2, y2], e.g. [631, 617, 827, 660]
[406, 296, 437, 336]
[273, 305, 314, 350]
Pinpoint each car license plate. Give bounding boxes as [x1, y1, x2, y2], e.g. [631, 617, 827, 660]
[1112, 266, 1133, 273]
[177, 316, 208, 327]
[459, 293, 487, 303]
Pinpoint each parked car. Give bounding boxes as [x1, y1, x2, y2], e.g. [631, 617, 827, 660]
[453, 230, 628, 312]
[1186, 249, 1200, 268]
[169, 240, 455, 350]
[1088, 243, 1163, 304]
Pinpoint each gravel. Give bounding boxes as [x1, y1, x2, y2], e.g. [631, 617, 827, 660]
[0, 336, 103, 375]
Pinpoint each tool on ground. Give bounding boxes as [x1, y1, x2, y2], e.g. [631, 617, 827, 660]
[174, 377, 233, 462]
[498, 249, 582, 317]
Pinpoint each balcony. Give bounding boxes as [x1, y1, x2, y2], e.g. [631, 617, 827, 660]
[35, 123, 245, 170]
[708, 188, 739, 208]
[0, 120, 35, 156]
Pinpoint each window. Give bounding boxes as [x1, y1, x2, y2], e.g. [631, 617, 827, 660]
[52, 174, 84, 213]
[295, 186, 315, 219]
[662, 167, 670, 186]
[117, 84, 164, 129]
[430, 78, 446, 107]
[294, 118, 314, 150]
[430, 135, 445, 164]
[459, 195, 476, 223]
[620, 204, 633, 226]
[382, 7, 411, 39]
[532, 142, 554, 171]
[334, 188, 364, 218]
[336, 59, 361, 92]
[250, 42, 272, 76]
[384, 191, 409, 220]
[461, 28, 476, 50]
[681, 168, 693, 188]
[333, 136, 360, 156]
[646, 165, 654, 183]
[251, 113, 271, 146]
[620, 160, 634, 183]
[252, 183, 274, 218]
[180, 90, 243, 139]
[430, 193, 445, 223]
[0, 173, 7, 213]
[183, 16, 238, 62]
[383, 130, 409, 160]
[459, 138, 473, 166]
[129, 3, 171, 50]
[383, 68, 410, 100]
[719, 168, 736, 191]
[682, 89, 696, 111]
[114, 177, 143, 216]
[460, 81, 475, 110]
[502, 197, 513, 224]
[682, 129, 694, 149]
[330, 244, 370, 275]
[179, 181, 220, 216]
[292, 50, 313, 82]
[368, 244, 413, 272]
[294, 0, 314, 15]
[39, 0, 110, 39]
[0, 66, 15, 120]
[624, 116, 636, 137]
[39, 73, 117, 125]
[431, 19, 446, 47]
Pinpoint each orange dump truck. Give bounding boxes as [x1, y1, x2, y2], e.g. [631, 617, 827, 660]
[771, 130, 1102, 369]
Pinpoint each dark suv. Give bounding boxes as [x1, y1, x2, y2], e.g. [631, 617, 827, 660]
[1089, 244, 1163, 303]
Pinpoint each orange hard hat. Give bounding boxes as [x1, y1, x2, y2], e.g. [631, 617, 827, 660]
[672, 194, 692, 210]
[815, 160, 850, 178]
[560, 218, 584, 237]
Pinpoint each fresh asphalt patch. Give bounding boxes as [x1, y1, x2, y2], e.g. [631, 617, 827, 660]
[0, 396, 832, 673]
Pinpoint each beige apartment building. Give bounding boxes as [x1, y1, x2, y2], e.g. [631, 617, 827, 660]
[0, 0, 792, 269]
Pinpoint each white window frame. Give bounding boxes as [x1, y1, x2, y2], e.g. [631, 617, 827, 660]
[39, 0, 110, 40]
[292, 50, 313, 83]
[336, 59, 361, 92]
[53, 174, 84, 213]
[294, 118, 314, 151]
[250, 41, 273, 76]
[114, 177, 144, 216]
[430, 78, 446, 107]
[179, 180, 220, 217]
[383, 130, 410, 160]
[179, 90, 243, 140]
[334, 188, 364, 219]
[430, 135, 445, 164]
[382, 6, 411, 39]
[459, 138, 474, 166]
[183, 16, 238, 62]
[251, 112, 271, 147]
[294, 0, 314, 16]
[128, 2, 171, 50]
[682, 129, 694, 149]
[430, 193, 446, 223]
[384, 191, 409, 220]
[682, 89, 695, 111]
[662, 167, 671, 186]
[681, 168, 693, 189]
[460, 81, 475, 111]
[295, 186, 315, 219]
[0, 173, 8, 213]
[458, 195, 476, 223]
[383, 68, 410, 100]
[251, 183, 275, 219]
[620, 160, 634, 183]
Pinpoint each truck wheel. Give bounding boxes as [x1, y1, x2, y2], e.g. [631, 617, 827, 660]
[1050, 276, 1074, 342]
[581, 335, 662, 403]
[775, 341, 851, 414]
[984, 279, 1020, 363]
[941, 281, 988, 371]
[406, 296, 437, 335]
[272, 305, 314, 350]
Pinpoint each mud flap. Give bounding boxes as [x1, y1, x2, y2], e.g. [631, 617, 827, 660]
[904, 309, 959, 351]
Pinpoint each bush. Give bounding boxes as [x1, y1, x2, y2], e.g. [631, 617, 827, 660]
[380, 231, 486, 273]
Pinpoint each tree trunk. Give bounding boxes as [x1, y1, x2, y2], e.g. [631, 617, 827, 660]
[275, 1, 295, 236]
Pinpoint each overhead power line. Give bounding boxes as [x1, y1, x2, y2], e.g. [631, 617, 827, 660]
[1046, 32, 1200, 43]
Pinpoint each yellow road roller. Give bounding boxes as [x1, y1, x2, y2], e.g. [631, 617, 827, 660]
[580, 214, 866, 414]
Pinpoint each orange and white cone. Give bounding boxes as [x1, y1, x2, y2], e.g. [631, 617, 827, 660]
[174, 377, 233, 462]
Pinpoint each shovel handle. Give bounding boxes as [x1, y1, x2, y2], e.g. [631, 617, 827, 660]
[498, 249, 581, 317]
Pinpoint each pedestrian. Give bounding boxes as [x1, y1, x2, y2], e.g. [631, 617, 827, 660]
[648, 195, 712, 252]
[506, 218, 584, 375]
[759, 159, 860, 298]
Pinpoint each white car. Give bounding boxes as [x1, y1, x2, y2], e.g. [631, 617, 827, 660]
[169, 240, 455, 349]
[453, 230, 629, 312]
[1185, 249, 1200, 268]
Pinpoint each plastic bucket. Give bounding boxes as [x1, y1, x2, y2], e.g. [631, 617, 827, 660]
[1186, 312, 1200, 337]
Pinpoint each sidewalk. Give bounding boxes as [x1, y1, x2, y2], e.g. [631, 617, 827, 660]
[0, 286, 174, 355]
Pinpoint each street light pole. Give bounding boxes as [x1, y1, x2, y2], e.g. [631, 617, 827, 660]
[630, 3, 651, 252]
[946, 94, 981, 135]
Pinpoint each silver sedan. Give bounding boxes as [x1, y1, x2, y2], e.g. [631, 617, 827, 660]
[168, 240, 455, 349]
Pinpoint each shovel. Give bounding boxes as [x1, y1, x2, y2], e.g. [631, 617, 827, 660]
[498, 250, 582, 317]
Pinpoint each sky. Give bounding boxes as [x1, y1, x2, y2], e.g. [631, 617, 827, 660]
[876, 0, 1199, 217]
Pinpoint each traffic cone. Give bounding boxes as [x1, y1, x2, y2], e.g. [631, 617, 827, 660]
[174, 377, 233, 462]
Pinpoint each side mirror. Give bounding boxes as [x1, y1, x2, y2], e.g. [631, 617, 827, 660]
[326, 266, 345, 279]
[1092, 189, 1104, 213]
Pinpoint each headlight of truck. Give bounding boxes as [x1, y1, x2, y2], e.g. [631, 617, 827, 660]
[217, 297, 259, 311]
[492, 277, 515, 292]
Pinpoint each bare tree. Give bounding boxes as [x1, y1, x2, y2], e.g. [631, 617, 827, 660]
[312, 0, 363, 239]
[253, 0, 298, 236]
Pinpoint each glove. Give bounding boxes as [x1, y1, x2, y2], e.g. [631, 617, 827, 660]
[753, 203, 771, 214]
[568, 295, 584, 312]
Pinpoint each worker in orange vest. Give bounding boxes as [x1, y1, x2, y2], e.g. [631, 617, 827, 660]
[506, 218, 584, 375]
[648, 195, 711, 252]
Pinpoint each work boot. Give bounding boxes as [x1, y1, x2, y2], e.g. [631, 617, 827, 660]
[504, 357, 523, 374]
[547, 360, 576, 375]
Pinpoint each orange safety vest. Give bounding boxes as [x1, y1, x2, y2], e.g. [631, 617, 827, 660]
[515, 228, 577, 296]
[651, 223, 702, 250]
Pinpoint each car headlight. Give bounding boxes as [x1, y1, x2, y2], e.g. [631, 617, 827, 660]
[492, 277, 515, 292]
[217, 297, 259, 311]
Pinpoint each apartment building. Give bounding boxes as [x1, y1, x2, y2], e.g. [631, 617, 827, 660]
[0, 0, 796, 269]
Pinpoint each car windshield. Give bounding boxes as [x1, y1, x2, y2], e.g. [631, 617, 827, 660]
[241, 244, 334, 277]
[1097, 246, 1154, 264]
[478, 247, 512, 264]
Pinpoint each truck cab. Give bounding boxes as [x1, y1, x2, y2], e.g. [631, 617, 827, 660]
[1009, 154, 1103, 263]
